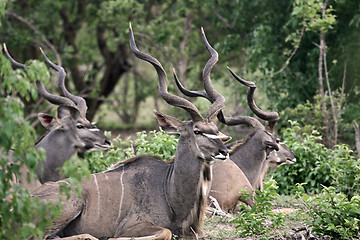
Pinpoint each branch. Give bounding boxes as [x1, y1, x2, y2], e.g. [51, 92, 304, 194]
[6, 10, 62, 66]
[275, 16, 306, 74]
[212, 9, 234, 29]
[175, 14, 193, 94]
[59, 7, 86, 91]
[339, 62, 346, 111]
[321, 1, 337, 146]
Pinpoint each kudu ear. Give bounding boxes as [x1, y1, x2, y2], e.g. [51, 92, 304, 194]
[218, 131, 232, 143]
[57, 106, 81, 120]
[38, 113, 58, 130]
[154, 110, 182, 134]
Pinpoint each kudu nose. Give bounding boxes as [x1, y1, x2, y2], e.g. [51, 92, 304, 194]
[219, 148, 229, 157]
[105, 139, 111, 146]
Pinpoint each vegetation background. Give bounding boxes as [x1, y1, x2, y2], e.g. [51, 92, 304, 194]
[1, 0, 360, 239]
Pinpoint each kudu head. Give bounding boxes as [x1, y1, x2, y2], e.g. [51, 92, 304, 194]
[226, 68, 296, 167]
[174, 66, 281, 158]
[129, 24, 230, 165]
[267, 141, 296, 167]
[3, 44, 110, 183]
[38, 48, 111, 152]
[29, 26, 232, 240]
[3, 44, 111, 152]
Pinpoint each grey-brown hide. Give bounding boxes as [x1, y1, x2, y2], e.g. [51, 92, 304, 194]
[3, 44, 111, 185]
[1, 106, 90, 193]
[227, 129, 293, 190]
[31, 24, 230, 240]
[35, 106, 100, 183]
[36, 114, 228, 239]
[210, 141, 296, 212]
[210, 159, 255, 212]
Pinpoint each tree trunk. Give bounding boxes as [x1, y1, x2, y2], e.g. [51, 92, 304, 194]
[59, 6, 131, 121]
[318, 31, 330, 147]
[321, 0, 337, 147]
[175, 14, 193, 96]
[353, 120, 360, 155]
[85, 26, 131, 121]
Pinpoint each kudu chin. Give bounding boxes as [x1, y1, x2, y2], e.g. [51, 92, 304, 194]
[2, 44, 110, 187]
[31, 24, 229, 240]
[174, 50, 296, 213]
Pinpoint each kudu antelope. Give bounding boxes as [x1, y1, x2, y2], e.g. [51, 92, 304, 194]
[222, 68, 295, 189]
[2, 44, 111, 186]
[174, 60, 295, 212]
[30, 24, 230, 240]
[171, 30, 255, 211]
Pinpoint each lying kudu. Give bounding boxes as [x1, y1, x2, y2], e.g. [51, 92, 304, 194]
[3, 45, 111, 187]
[30, 24, 230, 240]
[223, 68, 296, 190]
[172, 29, 255, 211]
[174, 57, 295, 212]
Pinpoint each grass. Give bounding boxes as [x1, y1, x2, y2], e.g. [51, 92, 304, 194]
[202, 194, 312, 240]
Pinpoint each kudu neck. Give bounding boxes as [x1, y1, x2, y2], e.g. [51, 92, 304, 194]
[35, 129, 79, 183]
[257, 160, 272, 190]
[231, 131, 266, 187]
[167, 136, 211, 236]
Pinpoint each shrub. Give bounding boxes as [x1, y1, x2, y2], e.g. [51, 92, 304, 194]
[0, 52, 89, 239]
[296, 184, 360, 239]
[86, 129, 178, 173]
[274, 120, 360, 197]
[231, 179, 284, 237]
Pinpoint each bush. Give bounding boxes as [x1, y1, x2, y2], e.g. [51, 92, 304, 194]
[296, 184, 360, 239]
[0, 52, 89, 239]
[0, 53, 58, 239]
[85, 129, 178, 173]
[274, 121, 360, 198]
[231, 179, 284, 237]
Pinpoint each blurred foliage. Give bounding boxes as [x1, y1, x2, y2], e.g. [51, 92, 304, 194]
[0, 0, 359, 149]
[85, 129, 178, 173]
[281, 92, 352, 145]
[1, 0, 360, 236]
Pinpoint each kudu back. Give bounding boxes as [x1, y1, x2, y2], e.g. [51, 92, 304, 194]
[2, 45, 110, 186]
[174, 60, 296, 212]
[31, 24, 230, 240]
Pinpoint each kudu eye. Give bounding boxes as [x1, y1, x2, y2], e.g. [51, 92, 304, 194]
[264, 140, 279, 151]
[77, 124, 84, 129]
[194, 130, 201, 135]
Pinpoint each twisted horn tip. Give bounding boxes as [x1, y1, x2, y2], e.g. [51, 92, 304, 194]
[227, 66, 256, 88]
[39, 47, 49, 61]
[129, 22, 132, 30]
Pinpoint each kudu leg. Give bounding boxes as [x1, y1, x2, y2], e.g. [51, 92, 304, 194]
[111, 222, 172, 240]
[57, 233, 99, 240]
